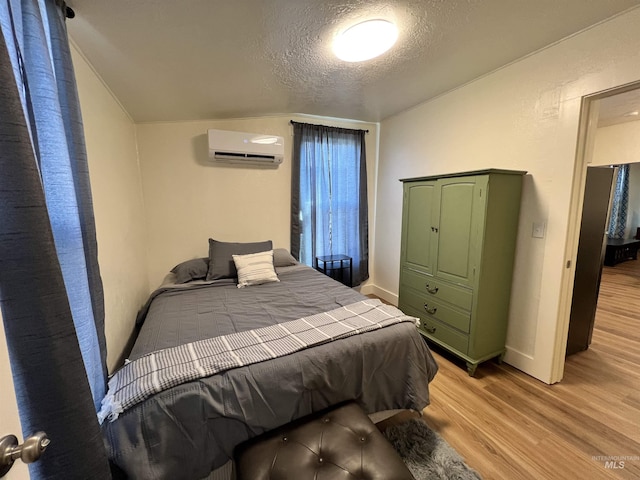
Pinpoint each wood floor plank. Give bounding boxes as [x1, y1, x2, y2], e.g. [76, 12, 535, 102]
[376, 258, 640, 479]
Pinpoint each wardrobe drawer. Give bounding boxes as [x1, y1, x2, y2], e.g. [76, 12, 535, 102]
[401, 268, 472, 311]
[419, 316, 469, 355]
[400, 289, 471, 333]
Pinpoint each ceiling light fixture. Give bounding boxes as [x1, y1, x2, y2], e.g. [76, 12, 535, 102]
[623, 110, 640, 117]
[333, 19, 398, 62]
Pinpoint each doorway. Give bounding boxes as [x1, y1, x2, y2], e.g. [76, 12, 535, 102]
[566, 85, 640, 357]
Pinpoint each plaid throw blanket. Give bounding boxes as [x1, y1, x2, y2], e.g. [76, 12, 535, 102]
[98, 299, 418, 423]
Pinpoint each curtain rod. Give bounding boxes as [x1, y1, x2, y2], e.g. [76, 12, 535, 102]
[289, 120, 369, 134]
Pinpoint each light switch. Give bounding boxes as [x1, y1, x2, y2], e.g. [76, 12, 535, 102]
[532, 222, 546, 239]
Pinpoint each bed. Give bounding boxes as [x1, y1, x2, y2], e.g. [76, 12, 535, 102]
[100, 246, 438, 479]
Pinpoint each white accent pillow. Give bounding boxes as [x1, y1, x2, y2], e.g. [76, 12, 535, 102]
[232, 250, 280, 288]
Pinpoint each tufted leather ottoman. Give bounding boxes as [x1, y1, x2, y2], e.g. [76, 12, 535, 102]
[234, 402, 414, 480]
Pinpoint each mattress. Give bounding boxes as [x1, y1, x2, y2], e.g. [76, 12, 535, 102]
[102, 264, 438, 479]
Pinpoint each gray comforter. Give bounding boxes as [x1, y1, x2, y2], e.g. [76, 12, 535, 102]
[103, 265, 438, 479]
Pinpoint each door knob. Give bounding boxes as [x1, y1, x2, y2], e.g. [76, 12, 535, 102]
[0, 432, 50, 477]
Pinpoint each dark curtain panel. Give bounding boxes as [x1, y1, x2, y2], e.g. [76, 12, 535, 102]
[290, 121, 369, 285]
[16, 0, 107, 409]
[0, 1, 111, 479]
[45, 0, 108, 389]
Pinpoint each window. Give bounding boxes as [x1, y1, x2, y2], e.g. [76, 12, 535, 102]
[291, 122, 369, 286]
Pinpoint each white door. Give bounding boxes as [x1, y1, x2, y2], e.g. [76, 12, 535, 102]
[0, 310, 29, 479]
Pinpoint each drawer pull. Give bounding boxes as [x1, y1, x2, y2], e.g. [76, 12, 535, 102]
[425, 326, 436, 334]
[425, 284, 439, 294]
[423, 304, 437, 315]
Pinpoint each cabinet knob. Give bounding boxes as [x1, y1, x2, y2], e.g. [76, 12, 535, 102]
[425, 284, 439, 294]
[425, 326, 436, 334]
[423, 304, 437, 315]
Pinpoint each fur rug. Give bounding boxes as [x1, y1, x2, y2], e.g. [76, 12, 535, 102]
[383, 418, 482, 480]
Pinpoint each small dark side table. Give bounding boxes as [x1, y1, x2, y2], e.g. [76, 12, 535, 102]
[604, 238, 640, 266]
[315, 254, 353, 287]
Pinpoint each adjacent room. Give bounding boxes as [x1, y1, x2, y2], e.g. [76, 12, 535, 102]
[1, 1, 640, 479]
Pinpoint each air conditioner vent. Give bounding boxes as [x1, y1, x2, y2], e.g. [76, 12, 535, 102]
[214, 152, 276, 160]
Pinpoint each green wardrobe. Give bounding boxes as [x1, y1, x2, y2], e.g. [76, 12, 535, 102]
[398, 169, 525, 375]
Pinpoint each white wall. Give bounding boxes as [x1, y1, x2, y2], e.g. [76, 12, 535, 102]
[136, 116, 378, 290]
[375, 8, 640, 383]
[592, 119, 640, 166]
[592, 120, 640, 238]
[72, 44, 149, 372]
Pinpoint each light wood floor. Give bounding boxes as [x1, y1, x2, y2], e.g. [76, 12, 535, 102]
[404, 261, 640, 479]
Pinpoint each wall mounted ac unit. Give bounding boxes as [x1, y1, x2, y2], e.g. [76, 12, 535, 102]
[207, 129, 284, 166]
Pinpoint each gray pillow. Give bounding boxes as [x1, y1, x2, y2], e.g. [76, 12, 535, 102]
[171, 257, 209, 283]
[206, 239, 273, 280]
[273, 248, 298, 267]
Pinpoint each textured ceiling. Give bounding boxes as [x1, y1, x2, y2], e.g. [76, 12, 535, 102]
[66, 0, 640, 123]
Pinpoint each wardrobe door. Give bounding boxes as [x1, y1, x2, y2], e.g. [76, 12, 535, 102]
[433, 177, 480, 286]
[401, 181, 437, 275]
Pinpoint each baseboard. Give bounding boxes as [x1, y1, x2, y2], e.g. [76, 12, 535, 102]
[359, 284, 398, 306]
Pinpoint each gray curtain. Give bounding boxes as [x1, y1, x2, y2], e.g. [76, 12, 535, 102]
[0, 1, 111, 478]
[290, 121, 369, 286]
